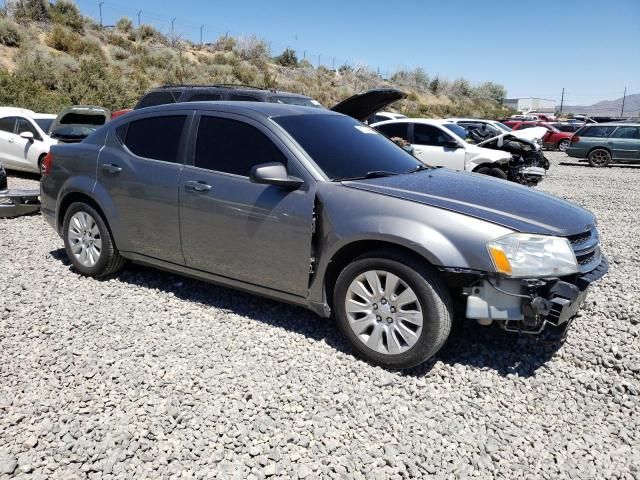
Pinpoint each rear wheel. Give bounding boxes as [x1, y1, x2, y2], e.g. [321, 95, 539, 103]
[333, 250, 452, 369]
[476, 166, 508, 180]
[588, 148, 611, 167]
[62, 202, 125, 277]
[557, 139, 570, 152]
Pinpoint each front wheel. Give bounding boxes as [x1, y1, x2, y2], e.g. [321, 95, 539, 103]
[588, 149, 611, 167]
[62, 202, 125, 277]
[557, 139, 570, 152]
[333, 250, 452, 369]
[475, 166, 508, 180]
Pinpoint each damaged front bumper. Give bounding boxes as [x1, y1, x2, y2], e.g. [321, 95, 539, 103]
[0, 189, 41, 218]
[464, 255, 609, 333]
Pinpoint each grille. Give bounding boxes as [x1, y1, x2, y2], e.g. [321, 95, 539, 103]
[567, 230, 592, 246]
[567, 228, 600, 272]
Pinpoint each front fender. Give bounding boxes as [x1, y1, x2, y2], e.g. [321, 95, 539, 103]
[468, 155, 510, 170]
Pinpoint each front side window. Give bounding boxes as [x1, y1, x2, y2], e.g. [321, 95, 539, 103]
[611, 126, 640, 139]
[374, 122, 409, 142]
[274, 114, 422, 181]
[123, 116, 186, 163]
[413, 123, 453, 146]
[0, 116, 16, 134]
[15, 117, 41, 140]
[195, 116, 287, 176]
[581, 125, 617, 138]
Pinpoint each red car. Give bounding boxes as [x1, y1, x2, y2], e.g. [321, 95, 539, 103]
[507, 121, 573, 152]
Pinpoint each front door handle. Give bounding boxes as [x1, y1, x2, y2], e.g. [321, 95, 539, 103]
[8, 138, 15, 144]
[102, 164, 122, 174]
[185, 180, 212, 192]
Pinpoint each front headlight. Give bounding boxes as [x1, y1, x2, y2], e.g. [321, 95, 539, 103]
[487, 233, 578, 277]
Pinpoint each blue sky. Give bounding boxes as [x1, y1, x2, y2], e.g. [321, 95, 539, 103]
[76, 0, 640, 106]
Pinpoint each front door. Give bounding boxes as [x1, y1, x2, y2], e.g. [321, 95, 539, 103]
[179, 113, 316, 297]
[96, 113, 190, 264]
[411, 123, 466, 170]
[608, 126, 640, 160]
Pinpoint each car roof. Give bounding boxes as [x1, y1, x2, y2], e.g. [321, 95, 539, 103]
[148, 85, 312, 99]
[130, 101, 340, 119]
[585, 122, 640, 127]
[0, 107, 36, 117]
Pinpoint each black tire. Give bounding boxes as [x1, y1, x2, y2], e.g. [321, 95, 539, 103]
[476, 166, 508, 180]
[557, 139, 570, 152]
[588, 148, 611, 168]
[333, 249, 452, 369]
[38, 154, 46, 176]
[62, 202, 125, 277]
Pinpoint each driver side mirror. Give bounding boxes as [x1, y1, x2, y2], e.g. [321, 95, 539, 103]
[250, 162, 304, 189]
[19, 131, 34, 142]
[444, 140, 460, 149]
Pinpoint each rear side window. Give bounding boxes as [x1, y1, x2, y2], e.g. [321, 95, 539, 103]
[413, 123, 452, 146]
[186, 93, 223, 102]
[136, 91, 182, 109]
[195, 116, 287, 176]
[0, 117, 16, 133]
[123, 116, 186, 163]
[374, 122, 409, 141]
[611, 126, 640, 139]
[580, 125, 616, 138]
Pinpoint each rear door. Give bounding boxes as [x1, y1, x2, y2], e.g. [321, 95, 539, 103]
[608, 126, 640, 160]
[410, 123, 466, 169]
[178, 112, 316, 296]
[97, 112, 191, 264]
[0, 117, 19, 168]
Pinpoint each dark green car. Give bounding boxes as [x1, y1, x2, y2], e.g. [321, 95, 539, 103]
[566, 123, 640, 167]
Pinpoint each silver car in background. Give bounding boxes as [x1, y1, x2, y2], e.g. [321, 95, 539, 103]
[41, 102, 608, 368]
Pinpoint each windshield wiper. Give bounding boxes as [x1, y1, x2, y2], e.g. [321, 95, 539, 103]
[339, 170, 402, 181]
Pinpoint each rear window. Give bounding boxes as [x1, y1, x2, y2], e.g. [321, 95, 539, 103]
[186, 93, 223, 102]
[136, 91, 182, 109]
[579, 125, 617, 138]
[122, 116, 186, 163]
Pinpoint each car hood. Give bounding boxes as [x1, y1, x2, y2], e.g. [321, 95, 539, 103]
[342, 168, 595, 236]
[330, 89, 407, 122]
[478, 132, 538, 150]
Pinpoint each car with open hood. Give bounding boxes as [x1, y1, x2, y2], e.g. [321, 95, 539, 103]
[40, 102, 607, 369]
[49, 105, 111, 144]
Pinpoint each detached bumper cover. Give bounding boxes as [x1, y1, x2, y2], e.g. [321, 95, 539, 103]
[0, 189, 41, 218]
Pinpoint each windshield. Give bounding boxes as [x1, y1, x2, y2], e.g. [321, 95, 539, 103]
[495, 122, 512, 132]
[443, 123, 469, 139]
[270, 96, 324, 108]
[34, 118, 54, 134]
[274, 114, 423, 181]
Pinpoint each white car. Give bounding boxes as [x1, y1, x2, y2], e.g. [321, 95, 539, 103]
[446, 118, 512, 138]
[0, 107, 57, 174]
[371, 118, 513, 177]
[367, 111, 407, 124]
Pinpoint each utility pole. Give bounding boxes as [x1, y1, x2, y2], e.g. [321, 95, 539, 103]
[303, 50, 306, 60]
[99, 2, 104, 27]
[621, 86, 627, 116]
[137, 10, 142, 27]
[559, 87, 565, 114]
[318, 54, 321, 68]
[200, 25, 204, 47]
[171, 17, 176, 42]
[332, 57, 335, 70]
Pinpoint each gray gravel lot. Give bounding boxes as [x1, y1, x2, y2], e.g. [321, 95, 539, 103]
[1, 152, 639, 479]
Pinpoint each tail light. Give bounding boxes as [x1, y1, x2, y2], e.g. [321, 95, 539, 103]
[571, 135, 580, 144]
[41, 152, 53, 176]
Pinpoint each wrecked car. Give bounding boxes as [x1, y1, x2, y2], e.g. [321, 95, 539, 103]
[41, 102, 607, 369]
[477, 132, 550, 186]
[0, 160, 40, 218]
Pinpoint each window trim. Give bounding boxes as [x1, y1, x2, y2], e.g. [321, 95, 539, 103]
[186, 111, 311, 184]
[117, 111, 193, 165]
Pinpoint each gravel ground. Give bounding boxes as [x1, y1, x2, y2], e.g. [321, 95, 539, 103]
[1, 153, 638, 479]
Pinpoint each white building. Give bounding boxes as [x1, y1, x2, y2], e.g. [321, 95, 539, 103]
[504, 97, 556, 114]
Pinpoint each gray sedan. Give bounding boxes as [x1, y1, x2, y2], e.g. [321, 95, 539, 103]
[41, 102, 607, 368]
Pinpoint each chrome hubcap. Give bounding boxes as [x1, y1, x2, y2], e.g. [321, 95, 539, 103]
[68, 212, 102, 267]
[559, 141, 569, 151]
[345, 270, 423, 355]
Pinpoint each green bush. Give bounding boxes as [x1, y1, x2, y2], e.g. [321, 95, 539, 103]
[274, 48, 297, 67]
[137, 24, 167, 43]
[46, 24, 104, 58]
[0, 17, 22, 47]
[14, 0, 50, 23]
[50, 0, 84, 33]
[116, 17, 133, 34]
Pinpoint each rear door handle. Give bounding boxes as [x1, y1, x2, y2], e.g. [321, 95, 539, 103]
[8, 138, 15, 143]
[185, 180, 212, 192]
[102, 164, 122, 174]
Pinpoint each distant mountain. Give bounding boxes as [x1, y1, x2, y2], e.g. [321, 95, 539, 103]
[564, 93, 640, 117]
